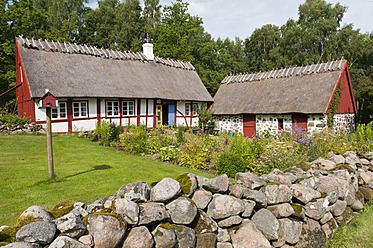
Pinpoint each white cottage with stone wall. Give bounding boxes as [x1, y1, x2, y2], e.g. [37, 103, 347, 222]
[212, 59, 356, 137]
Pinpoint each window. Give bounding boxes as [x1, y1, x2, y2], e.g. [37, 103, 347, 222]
[52, 102, 66, 119]
[185, 104, 190, 116]
[278, 118, 284, 130]
[73, 102, 87, 118]
[193, 103, 198, 116]
[107, 101, 119, 117]
[122, 101, 134, 116]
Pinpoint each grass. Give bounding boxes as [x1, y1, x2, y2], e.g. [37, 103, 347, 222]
[0, 133, 213, 226]
[327, 204, 373, 248]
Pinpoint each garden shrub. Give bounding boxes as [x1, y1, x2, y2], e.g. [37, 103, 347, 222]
[160, 146, 179, 161]
[178, 138, 210, 169]
[0, 108, 30, 126]
[119, 126, 148, 154]
[217, 152, 246, 178]
[91, 121, 122, 147]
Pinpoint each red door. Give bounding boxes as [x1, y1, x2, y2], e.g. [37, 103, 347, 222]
[243, 114, 256, 137]
[292, 114, 307, 134]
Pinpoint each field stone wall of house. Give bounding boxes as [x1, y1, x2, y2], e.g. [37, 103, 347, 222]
[3, 151, 373, 248]
[215, 115, 243, 135]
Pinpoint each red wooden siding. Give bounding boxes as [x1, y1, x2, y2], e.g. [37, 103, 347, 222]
[326, 61, 357, 114]
[243, 114, 256, 137]
[292, 114, 307, 133]
[15, 38, 35, 122]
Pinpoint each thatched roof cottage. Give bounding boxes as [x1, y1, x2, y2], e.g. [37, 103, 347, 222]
[212, 59, 356, 136]
[15, 36, 213, 133]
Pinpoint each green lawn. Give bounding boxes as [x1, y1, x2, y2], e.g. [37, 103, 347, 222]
[0, 133, 213, 226]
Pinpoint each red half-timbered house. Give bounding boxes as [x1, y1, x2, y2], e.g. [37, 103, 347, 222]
[15, 36, 213, 133]
[212, 59, 356, 137]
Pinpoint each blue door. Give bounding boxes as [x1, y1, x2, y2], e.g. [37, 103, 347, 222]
[168, 105, 175, 126]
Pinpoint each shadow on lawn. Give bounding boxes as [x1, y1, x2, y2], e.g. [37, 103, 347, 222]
[34, 164, 112, 185]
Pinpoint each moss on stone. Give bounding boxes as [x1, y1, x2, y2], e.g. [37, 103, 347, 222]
[320, 192, 327, 198]
[16, 215, 39, 227]
[264, 182, 281, 187]
[291, 203, 304, 214]
[329, 164, 356, 174]
[340, 207, 354, 224]
[0, 215, 39, 243]
[176, 174, 192, 195]
[173, 224, 183, 233]
[49, 200, 76, 219]
[358, 187, 373, 203]
[295, 177, 311, 184]
[294, 160, 310, 171]
[283, 167, 298, 173]
[154, 222, 174, 237]
[83, 208, 126, 228]
[0, 242, 10, 246]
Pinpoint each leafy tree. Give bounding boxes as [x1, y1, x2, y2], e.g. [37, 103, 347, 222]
[143, 0, 161, 42]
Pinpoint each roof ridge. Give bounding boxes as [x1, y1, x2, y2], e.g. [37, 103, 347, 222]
[17, 35, 194, 71]
[221, 59, 346, 84]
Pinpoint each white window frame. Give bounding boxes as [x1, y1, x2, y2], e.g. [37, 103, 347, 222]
[192, 103, 198, 116]
[122, 101, 135, 116]
[52, 102, 67, 119]
[73, 101, 88, 118]
[107, 101, 119, 117]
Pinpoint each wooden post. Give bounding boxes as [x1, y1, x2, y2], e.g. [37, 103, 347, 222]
[46, 108, 54, 178]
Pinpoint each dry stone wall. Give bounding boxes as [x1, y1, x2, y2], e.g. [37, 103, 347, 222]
[2, 151, 373, 248]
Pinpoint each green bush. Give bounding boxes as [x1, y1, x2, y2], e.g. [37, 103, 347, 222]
[0, 109, 30, 126]
[217, 152, 246, 178]
[119, 126, 148, 154]
[91, 121, 122, 146]
[160, 146, 179, 161]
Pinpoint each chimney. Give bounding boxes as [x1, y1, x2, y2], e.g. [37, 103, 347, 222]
[142, 43, 154, 61]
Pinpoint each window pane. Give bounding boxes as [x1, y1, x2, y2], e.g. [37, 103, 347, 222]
[129, 102, 134, 115]
[81, 102, 87, 116]
[185, 104, 190, 116]
[52, 109, 58, 119]
[60, 103, 66, 118]
[193, 104, 198, 115]
[107, 102, 112, 116]
[123, 102, 128, 115]
[73, 103, 79, 117]
[113, 102, 119, 115]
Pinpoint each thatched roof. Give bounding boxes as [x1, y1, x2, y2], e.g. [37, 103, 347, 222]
[212, 59, 347, 115]
[17, 36, 213, 102]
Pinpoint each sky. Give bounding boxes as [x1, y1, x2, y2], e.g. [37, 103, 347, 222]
[86, 0, 373, 40]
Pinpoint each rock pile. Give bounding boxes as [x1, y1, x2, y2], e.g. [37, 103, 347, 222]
[2, 151, 373, 248]
[0, 122, 43, 135]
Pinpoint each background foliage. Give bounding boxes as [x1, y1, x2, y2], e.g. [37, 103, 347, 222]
[0, 0, 372, 122]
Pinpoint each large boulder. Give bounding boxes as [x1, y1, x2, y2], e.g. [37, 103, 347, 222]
[174, 225, 196, 248]
[296, 219, 327, 248]
[192, 190, 212, 209]
[304, 198, 329, 220]
[217, 228, 231, 242]
[191, 210, 218, 234]
[262, 184, 292, 204]
[207, 195, 245, 220]
[268, 203, 294, 218]
[113, 198, 139, 225]
[329, 155, 346, 165]
[1, 242, 41, 248]
[330, 200, 347, 217]
[138, 202, 170, 225]
[317, 158, 336, 170]
[115, 181, 150, 203]
[166, 197, 197, 225]
[291, 184, 321, 204]
[202, 174, 230, 193]
[122, 226, 154, 248]
[176, 173, 198, 197]
[16, 221, 56, 245]
[344, 151, 360, 167]
[230, 220, 271, 248]
[251, 209, 279, 241]
[150, 178, 181, 202]
[20, 206, 54, 222]
[217, 215, 242, 228]
[242, 188, 267, 208]
[278, 218, 302, 245]
[235, 172, 266, 190]
[86, 214, 126, 248]
[49, 236, 90, 248]
[241, 200, 256, 217]
[195, 233, 217, 248]
[54, 213, 87, 238]
[153, 223, 177, 248]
